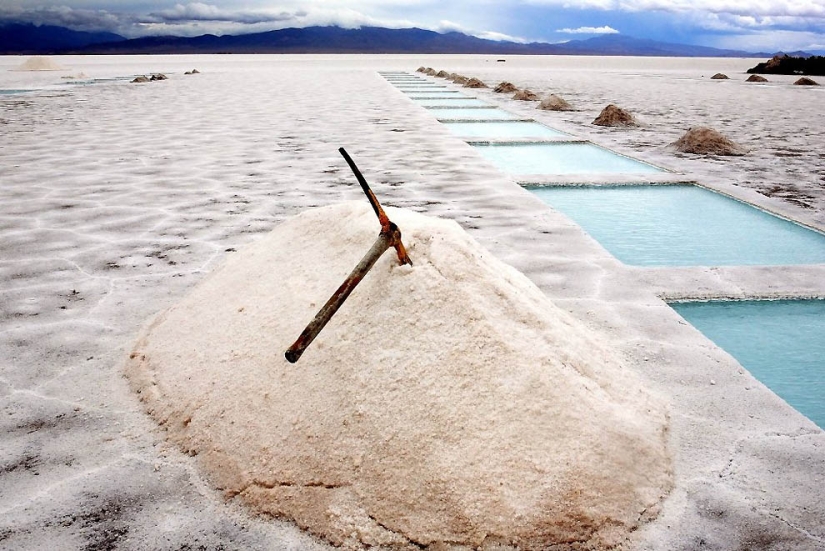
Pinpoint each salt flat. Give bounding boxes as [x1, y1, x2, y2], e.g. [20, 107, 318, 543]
[1, 54, 824, 550]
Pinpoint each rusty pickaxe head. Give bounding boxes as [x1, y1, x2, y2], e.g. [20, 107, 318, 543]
[338, 147, 412, 267]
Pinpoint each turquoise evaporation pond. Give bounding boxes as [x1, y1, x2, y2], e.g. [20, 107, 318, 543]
[416, 98, 490, 107]
[397, 86, 447, 90]
[671, 299, 825, 429]
[475, 142, 662, 175]
[400, 89, 450, 94]
[433, 108, 520, 121]
[444, 121, 568, 139]
[404, 91, 464, 97]
[528, 184, 825, 266]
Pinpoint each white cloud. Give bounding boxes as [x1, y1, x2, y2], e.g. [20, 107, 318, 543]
[477, 30, 529, 41]
[528, 0, 825, 18]
[556, 25, 619, 33]
[436, 18, 528, 42]
[436, 19, 467, 33]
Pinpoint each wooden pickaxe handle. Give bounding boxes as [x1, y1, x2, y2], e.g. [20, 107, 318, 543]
[285, 226, 400, 363]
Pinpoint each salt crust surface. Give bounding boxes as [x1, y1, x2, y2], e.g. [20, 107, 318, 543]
[1, 54, 824, 550]
[127, 202, 671, 549]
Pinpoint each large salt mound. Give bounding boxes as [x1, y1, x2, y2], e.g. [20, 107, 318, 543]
[14, 56, 66, 71]
[127, 202, 672, 550]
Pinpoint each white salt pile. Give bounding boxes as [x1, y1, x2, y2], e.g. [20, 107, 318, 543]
[13, 56, 66, 71]
[127, 202, 671, 550]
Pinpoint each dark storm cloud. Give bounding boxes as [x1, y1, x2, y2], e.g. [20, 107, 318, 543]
[0, 5, 126, 32]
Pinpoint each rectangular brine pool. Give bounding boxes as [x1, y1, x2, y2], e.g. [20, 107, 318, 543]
[444, 121, 568, 140]
[671, 299, 825, 429]
[416, 98, 491, 107]
[527, 184, 825, 266]
[398, 88, 449, 93]
[395, 84, 445, 88]
[475, 142, 662, 175]
[404, 91, 465, 97]
[434, 108, 522, 121]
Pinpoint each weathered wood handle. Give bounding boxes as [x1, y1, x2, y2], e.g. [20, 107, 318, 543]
[285, 231, 393, 363]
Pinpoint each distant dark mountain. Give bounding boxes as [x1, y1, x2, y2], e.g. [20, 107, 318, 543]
[553, 34, 768, 57]
[748, 54, 825, 76]
[0, 22, 124, 54]
[66, 26, 543, 55]
[1, 24, 772, 57]
[775, 50, 818, 58]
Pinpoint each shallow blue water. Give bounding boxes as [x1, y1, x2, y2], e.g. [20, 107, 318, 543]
[416, 98, 490, 107]
[444, 121, 568, 139]
[671, 299, 825, 429]
[475, 143, 662, 175]
[403, 91, 464, 97]
[433, 108, 520, 121]
[0, 89, 32, 95]
[528, 184, 825, 266]
[398, 88, 449, 93]
[395, 84, 446, 88]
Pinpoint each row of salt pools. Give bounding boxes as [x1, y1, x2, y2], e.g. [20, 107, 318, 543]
[379, 71, 825, 430]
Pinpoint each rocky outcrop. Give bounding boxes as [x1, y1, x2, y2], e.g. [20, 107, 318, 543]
[747, 54, 825, 76]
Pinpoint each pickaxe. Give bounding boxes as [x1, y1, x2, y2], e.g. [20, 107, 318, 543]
[284, 148, 413, 363]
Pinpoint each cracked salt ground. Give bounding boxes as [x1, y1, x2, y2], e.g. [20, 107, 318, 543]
[1, 55, 824, 550]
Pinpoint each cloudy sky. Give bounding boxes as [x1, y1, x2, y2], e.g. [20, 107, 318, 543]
[2, 0, 824, 53]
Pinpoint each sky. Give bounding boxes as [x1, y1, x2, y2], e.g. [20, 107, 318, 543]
[1, 0, 824, 53]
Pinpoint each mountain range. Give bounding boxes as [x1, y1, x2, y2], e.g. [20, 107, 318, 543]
[0, 22, 794, 58]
